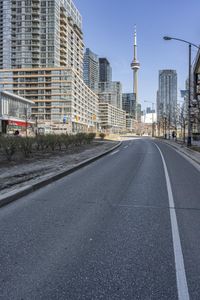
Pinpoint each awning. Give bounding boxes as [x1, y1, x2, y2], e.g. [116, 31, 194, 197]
[7, 120, 33, 127]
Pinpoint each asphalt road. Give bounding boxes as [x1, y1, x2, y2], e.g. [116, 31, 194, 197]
[0, 138, 200, 300]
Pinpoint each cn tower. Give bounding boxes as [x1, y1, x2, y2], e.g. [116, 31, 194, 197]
[131, 26, 140, 120]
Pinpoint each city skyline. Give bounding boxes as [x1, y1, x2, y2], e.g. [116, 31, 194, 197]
[73, 0, 200, 109]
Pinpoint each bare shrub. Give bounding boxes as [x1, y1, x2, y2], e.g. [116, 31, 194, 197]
[19, 137, 34, 158]
[0, 136, 18, 161]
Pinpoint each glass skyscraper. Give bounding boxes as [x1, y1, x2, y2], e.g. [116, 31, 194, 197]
[98, 81, 122, 109]
[157, 70, 177, 126]
[83, 48, 99, 92]
[99, 58, 112, 82]
[122, 93, 136, 118]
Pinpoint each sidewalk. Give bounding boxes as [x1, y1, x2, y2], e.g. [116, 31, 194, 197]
[0, 140, 121, 207]
[156, 138, 200, 165]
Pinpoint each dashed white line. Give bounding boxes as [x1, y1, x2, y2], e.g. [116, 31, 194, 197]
[110, 150, 119, 156]
[154, 143, 190, 300]
[123, 145, 128, 149]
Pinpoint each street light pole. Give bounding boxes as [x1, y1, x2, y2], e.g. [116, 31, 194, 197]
[163, 36, 200, 146]
[152, 103, 154, 137]
[25, 105, 28, 138]
[188, 44, 192, 146]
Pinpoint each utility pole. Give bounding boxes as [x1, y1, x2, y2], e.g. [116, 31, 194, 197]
[25, 105, 28, 138]
[187, 44, 192, 146]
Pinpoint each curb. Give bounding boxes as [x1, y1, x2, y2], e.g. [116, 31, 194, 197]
[156, 138, 200, 166]
[0, 141, 122, 208]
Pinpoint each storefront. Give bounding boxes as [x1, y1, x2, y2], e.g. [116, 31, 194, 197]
[0, 91, 34, 135]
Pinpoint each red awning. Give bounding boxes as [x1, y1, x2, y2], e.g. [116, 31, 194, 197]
[7, 120, 32, 127]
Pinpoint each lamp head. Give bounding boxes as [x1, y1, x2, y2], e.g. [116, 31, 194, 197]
[163, 36, 172, 40]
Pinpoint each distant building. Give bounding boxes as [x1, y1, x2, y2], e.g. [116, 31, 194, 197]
[141, 112, 157, 124]
[146, 107, 151, 114]
[122, 93, 136, 130]
[146, 107, 155, 114]
[98, 81, 122, 109]
[83, 48, 99, 92]
[122, 93, 136, 117]
[157, 70, 177, 128]
[99, 58, 112, 82]
[99, 102, 126, 132]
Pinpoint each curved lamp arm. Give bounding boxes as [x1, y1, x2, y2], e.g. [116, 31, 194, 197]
[163, 36, 200, 49]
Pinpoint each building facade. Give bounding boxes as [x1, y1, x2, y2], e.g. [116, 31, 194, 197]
[0, 0, 98, 133]
[0, 90, 34, 134]
[141, 112, 157, 124]
[0, 0, 83, 75]
[122, 93, 136, 117]
[157, 70, 177, 129]
[99, 58, 112, 82]
[0, 67, 98, 133]
[83, 48, 99, 92]
[98, 81, 122, 109]
[99, 102, 126, 132]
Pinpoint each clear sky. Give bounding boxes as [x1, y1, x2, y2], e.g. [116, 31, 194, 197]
[73, 0, 200, 109]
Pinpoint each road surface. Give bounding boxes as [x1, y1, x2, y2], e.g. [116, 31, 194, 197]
[0, 138, 200, 300]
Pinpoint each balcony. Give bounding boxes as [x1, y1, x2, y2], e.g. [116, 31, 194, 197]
[32, 9, 40, 16]
[32, 17, 40, 23]
[32, 48, 40, 53]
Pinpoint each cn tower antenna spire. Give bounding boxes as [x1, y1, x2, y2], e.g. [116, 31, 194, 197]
[131, 25, 140, 120]
[134, 24, 137, 60]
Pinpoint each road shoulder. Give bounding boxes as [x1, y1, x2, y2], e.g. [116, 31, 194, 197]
[155, 138, 200, 167]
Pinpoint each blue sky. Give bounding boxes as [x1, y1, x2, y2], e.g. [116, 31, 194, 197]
[73, 0, 200, 109]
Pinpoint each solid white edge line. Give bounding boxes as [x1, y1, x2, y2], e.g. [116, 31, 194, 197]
[153, 142, 190, 300]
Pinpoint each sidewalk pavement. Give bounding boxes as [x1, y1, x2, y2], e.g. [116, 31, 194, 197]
[0, 140, 121, 208]
[156, 138, 200, 166]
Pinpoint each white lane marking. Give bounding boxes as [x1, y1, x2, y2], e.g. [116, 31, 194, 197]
[154, 143, 190, 300]
[123, 145, 128, 149]
[110, 150, 119, 156]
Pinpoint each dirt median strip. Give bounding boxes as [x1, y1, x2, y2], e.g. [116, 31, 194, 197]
[0, 141, 122, 208]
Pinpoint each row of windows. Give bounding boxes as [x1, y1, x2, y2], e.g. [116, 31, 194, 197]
[1, 96, 31, 119]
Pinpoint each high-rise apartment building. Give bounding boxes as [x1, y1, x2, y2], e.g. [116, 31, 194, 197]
[83, 48, 99, 92]
[122, 93, 136, 117]
[99, 58, 112, 82]
[0, 0, 98, 133]
[98, 81, 122, 109]
[157, 69, 177, 127]
[0, 0, 83, 75]
[99, 102, 126, 132]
